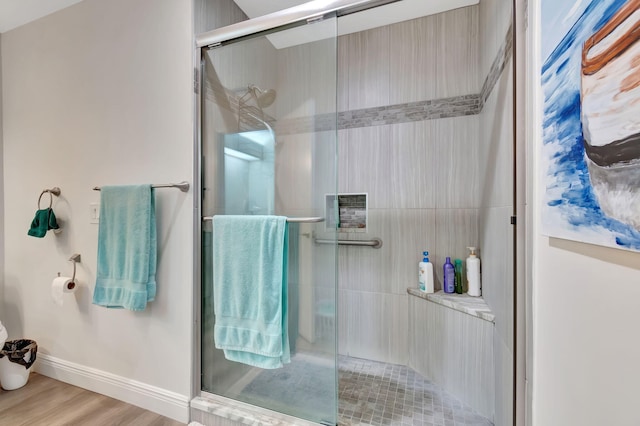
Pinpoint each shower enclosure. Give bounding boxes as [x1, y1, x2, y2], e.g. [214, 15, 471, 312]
[194, 0, 518, 425]
[195, 4, 340, 425]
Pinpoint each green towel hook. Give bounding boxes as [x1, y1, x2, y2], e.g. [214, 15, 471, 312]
[38, 187, 61, 209]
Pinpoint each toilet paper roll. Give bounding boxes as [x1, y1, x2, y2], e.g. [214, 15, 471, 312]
[51, 276, 76, 306]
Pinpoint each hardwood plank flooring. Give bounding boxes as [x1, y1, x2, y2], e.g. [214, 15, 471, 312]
[0, 373, 186, 426]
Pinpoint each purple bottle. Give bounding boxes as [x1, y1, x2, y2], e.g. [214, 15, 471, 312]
[443, 257, 455, 293]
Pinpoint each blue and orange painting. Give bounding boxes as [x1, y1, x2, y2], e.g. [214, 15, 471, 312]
[541, 0, 640, 251]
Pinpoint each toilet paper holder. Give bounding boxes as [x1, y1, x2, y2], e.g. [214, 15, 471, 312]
[58, 253, 81, 289]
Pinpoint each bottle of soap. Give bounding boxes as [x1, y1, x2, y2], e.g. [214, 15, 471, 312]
[419, 251, 434, 293]
[454, 259, 463, 294]
[466, 247, 482, 297]
[443, 257, 455, 293]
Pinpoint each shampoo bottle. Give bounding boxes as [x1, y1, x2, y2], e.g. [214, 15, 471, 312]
[419, 251, 434, 293]
[454, 259, 463, 294]
[466, 247, 482, 297]
[443, 257, 455, 293]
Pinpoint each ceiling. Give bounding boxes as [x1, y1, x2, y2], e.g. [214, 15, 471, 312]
[0, 0, 479, 35]
[0, 0, 83, 33]
[234, 0, 479, 39]
[233, 0, 478, 49]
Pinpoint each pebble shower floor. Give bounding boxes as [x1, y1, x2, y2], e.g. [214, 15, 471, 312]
[338, 357, 493, 426]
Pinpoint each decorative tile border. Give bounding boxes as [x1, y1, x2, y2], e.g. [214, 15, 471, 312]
[340, 95, 482, 129]
[480, 20, 514, 106]
[276, 22, 514, 135]
[207, 23, 513, 136]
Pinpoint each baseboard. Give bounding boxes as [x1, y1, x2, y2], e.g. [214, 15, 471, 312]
[35, 354, 190, 423]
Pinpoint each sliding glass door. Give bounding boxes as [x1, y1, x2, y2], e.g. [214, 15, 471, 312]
[200, 14, 338, 425]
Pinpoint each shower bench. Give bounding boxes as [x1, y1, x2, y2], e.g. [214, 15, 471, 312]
[407, 288, 495, 422]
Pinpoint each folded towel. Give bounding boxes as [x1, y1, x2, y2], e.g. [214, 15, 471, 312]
[27, 208, 59, 238]
[92, 185, 156, 311]
[213, 215, 289, 369]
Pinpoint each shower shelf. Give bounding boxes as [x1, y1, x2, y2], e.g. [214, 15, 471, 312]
[407, 288, 495, 323]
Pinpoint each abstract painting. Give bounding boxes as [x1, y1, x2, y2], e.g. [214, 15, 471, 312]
[541, 0, 640, 251]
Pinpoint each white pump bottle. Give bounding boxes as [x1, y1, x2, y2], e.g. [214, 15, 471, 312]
[419, 251, 434, 293]
[466, 247, 482, 297]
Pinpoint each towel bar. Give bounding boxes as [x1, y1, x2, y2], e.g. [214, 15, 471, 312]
[202, 216, 324, 223]
[92, 181, 190, 192]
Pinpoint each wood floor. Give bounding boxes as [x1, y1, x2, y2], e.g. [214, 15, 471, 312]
[0, 373, 186, 426]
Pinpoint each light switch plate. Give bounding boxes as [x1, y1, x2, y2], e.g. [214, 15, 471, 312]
[90, 203, 99, 224]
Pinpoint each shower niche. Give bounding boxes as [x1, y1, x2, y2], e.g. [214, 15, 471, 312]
[326, 193, 368, 232]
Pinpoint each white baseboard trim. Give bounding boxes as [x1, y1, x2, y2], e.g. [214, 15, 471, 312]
[35, 354, 190, 423]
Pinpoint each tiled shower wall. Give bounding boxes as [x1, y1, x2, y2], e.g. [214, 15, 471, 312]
[336, 6, 481, 366]
[478, 0, 515, 425]
[197, 2, 514, 423]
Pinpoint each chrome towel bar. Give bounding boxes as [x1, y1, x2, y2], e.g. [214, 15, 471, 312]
[93, 181, 190, 192]
[202, 216, 325, 223]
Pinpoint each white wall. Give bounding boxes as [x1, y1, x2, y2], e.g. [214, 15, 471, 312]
[530, 0, 640, 425]
[1, 0, 193, 421]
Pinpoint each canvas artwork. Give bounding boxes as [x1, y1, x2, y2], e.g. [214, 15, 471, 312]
[541, 0, 640, 251]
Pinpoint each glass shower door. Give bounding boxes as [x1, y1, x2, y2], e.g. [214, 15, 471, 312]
[200, 15, 338, 425]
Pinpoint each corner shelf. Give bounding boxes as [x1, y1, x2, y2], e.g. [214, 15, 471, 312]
[407, 288, 495, 323]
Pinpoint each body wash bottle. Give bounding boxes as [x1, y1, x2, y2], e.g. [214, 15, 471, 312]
[419, 251, 434, 293]
[443, 257, 455, 293]
[466, 247, 482, 297]
[454, 259, 463, 294]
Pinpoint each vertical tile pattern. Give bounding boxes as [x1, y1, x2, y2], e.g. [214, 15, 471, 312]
[434, 209, 479, 290]
[479, 0, 498, 81]
[337, 34, 350, 112]
[480, 130, 514, 421]
[342, 122, 439, 209]
[343, 291, 408, 365]
[277, 37, 337, 120]
[435, 6, 480, 98]
[478, 64, 514, 209]
[478, 206, 514, 352]
[477, 2, 515, 423]
[341, 125, 393, 206]
[389, 14, 438, 104]
[344, 26, 390, 110]
[387, 121, 438, 208]
[493, 332, 514, 426]
[408, 297, 495, 421]
[339, 209, 436, 295]
[434, 116, 481, 208]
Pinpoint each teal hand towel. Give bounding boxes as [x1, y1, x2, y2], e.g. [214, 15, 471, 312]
[27, 208, 59, 238]
[93, 185, 156, 311]
[213, 215, 290, 369]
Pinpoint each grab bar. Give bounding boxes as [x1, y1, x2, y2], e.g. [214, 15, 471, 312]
[202, 216, 325, 223]
[315, 237, 383, 249]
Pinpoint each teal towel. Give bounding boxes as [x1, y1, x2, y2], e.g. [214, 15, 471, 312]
[93, 185, 157, 311]
[27, 208, 59, 238]
[213, 215, 290, 369]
